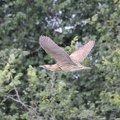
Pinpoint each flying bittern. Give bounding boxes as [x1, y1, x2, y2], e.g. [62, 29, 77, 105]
[39, 36, 95, 72]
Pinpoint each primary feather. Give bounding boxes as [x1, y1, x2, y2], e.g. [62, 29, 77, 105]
[39, 36, 76, 66]
[70, 41, 95, 63]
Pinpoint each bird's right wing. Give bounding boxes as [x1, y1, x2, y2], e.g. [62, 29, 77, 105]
[39, 36, 76, 65]
[70, 41, 95, 63]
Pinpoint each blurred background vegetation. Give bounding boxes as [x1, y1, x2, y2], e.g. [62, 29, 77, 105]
[0, 0, 120, 120]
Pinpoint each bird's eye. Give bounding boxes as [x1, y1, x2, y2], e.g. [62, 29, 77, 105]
[44, 66, 46, 68]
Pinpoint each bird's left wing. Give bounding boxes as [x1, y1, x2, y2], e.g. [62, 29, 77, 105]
[39, 36, 76, 65]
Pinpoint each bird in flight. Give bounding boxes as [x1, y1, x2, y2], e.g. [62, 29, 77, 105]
[39, 36, 95, 72]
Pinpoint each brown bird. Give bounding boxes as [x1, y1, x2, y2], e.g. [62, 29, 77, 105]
[39, 36, 95, 72]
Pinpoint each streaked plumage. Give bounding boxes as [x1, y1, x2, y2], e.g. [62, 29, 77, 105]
[39, 36, 95, 72]
[70, 40, 95, 64]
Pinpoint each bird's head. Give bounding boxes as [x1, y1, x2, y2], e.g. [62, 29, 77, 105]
[40, 65, 51, 69]
[40, 64, 61, 72]
[40, 65, 57, 71]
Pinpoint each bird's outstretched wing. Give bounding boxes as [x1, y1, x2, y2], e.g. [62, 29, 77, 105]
[70, 41, 95, 63]
[39, 36, 76, 65]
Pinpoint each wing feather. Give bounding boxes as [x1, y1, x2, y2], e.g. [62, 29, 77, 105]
[39, 36, 76, 65]
[70, 41, 95, 63]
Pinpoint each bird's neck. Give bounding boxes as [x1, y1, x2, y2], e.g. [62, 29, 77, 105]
[46, 64, 62, 72]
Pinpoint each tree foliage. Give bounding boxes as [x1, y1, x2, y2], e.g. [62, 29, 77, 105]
[0, 0, 120, 119]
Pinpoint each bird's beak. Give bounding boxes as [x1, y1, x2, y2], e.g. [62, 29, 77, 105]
[83, 67, 91, 69]
[39, 65, 45, 68]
